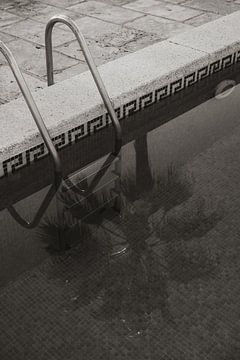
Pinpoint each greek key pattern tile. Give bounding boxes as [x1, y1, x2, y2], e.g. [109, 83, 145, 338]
[1, 50, 240, 179]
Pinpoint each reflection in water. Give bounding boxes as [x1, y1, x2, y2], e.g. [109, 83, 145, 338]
[37, 135, 223, 337]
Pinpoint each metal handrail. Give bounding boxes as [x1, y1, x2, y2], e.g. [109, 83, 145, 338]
[0, 41, 62, 229]
[45, 15, 122, 155]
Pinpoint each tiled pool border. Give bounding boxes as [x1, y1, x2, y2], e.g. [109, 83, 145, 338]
[1, 50, 240, 179]
[1, 11, 240, 179]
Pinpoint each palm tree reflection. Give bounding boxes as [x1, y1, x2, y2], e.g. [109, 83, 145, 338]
[93, 134, 222, 335]
[38, 134, 223, 336]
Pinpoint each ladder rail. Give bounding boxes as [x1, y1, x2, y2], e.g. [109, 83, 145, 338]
[45, 14, 122, 155]
[0, 41, 62, 229]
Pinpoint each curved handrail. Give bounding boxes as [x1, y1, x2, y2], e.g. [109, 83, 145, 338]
[45, 15, 122, 155]
[0, 41, 62, 229]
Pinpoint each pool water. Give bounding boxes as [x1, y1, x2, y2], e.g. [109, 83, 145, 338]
[1, 64, 240, 359]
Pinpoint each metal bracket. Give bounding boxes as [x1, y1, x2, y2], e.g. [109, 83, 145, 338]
[0, 41, 62, 229]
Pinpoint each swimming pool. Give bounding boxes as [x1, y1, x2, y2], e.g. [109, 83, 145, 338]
[0, 59, 240, 359]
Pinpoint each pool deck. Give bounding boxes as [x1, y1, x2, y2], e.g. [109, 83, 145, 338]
[0, 0, 240, 104]
[2, 8, 240, 175]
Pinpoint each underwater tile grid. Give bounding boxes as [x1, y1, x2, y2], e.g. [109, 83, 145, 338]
[1, 135, 240, 359]
[1, 49, 240, 179]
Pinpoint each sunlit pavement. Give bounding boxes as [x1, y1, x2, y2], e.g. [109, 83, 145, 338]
[0, 0, 238, 104]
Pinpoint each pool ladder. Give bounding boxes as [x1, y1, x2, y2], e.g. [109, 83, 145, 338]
[0, 15, 122, 229]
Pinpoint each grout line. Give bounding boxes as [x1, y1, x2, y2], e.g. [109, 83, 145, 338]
[121, 14, 146, 25]
[181, 11, 205, 22]
[40, 0, 85, 8]
[0, 28, 79, 54]
[175, 2, 227, 15]
[120, 6, 204, 25]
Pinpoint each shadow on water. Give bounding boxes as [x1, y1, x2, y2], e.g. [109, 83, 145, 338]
[36, 134, 224, 337]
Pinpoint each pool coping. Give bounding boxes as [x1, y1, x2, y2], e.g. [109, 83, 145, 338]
[1, 10, 240, 179]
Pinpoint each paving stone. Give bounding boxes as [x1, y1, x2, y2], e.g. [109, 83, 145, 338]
[0, 10, 23, 28]
[97, 0, 133, 5]
[0, 0, 233, 101]
[98, 26, 150, 47]
[2, 39, 78, 78]
[59, 16, 121, 40]
[56, 38, 129, 64]
[68, 0, 143, 24]
[0, 31, 15, 43]
[183, 0, 240, 15]
[184, 12, 222, 26]
[2, 0, 53, 18]
[170, 11, 240, 54]
[124, 0, 202, 21]
[0, 65, 46, 104]
[54, 62, 88, 82]
[2, 18, 76, 46]
[41, 0, 85, 6]
[122, 32, 163, 51]
[2, 17, 43, 39]
[125, 15, 194, 38]
[0, 0, 25, 10]
[30, 5, 83, 24]
[165, 0, 187, 3]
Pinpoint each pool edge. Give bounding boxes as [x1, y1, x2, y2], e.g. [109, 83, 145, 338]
[1, 10, 240, 178]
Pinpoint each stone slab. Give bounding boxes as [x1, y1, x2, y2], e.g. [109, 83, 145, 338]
[0, 31, 15, 43]
[0, 39, 78, 78]
[121, 32, 162, 52]
[124, 0, 202, 21]
[30, 5, 83, 24]
[0, 65, 46, 104]
[54, 62, 88, 82]
[59, 16, 121, 40]
[2, 0, 55, 18]
[169, 11, 240, 56]
[0, 9, 23, 28]
[56, 39, 129, 65]
[97, 0, 133, 5]
[69, 0, 143, 24]
[2, 18, 76, 47]
[41, 0, 85, 6]
[98, 26, 146, 47]
[183, 0, 240, 15]
[125, 15, 194, 38]
[184, 12, 221, 27]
